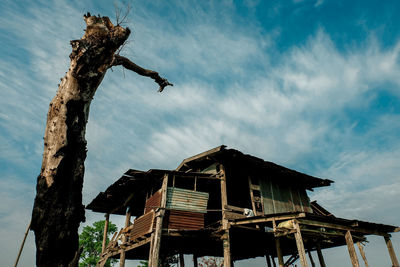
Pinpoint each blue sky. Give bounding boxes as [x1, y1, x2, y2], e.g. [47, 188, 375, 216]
[1, 0, 400, 266]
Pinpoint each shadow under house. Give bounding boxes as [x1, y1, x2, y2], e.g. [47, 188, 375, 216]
[87, 145, 399, 267]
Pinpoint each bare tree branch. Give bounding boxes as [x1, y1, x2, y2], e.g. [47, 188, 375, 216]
[112, 54, 173, 92]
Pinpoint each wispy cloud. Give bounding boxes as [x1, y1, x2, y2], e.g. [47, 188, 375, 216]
[1, 1, 400, 266]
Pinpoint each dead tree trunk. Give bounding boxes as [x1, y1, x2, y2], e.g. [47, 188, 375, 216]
[31, 13, 172, 267]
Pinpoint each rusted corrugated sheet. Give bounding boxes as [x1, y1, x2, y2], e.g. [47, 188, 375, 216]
[145, 190, 162, 213]
[166, 187, 209, 213]
[165, 210, 204, 230]
[129, 210, 155, 240]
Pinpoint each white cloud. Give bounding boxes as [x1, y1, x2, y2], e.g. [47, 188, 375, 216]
[1, 1, 400, 267]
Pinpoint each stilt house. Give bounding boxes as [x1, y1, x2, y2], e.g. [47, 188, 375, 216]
[87, 145, 399, 267]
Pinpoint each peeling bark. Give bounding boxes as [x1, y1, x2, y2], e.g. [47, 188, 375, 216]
[31, 13, 172, 267]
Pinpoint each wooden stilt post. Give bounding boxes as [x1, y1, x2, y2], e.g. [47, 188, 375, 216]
[356, 242, 369, 267]
[265, 254, 272, 267]
[308, 251, 315, 267]
[120, 208, 131, 267]
[102, 213, 110, 254]
[275, 238, 284, 267]
[148, 174, 168, 267]
[293, 220, 309, 267]
[384, 235, 400, 267]
[272, 218, 284, 267]
[316, 243, 326, 267]
[179, 253, 185, 267]
[272, 256, 277, 267]
[345, 231, 360, 267]
[193, 254, 198, 267]
[220, 165, 232, 267]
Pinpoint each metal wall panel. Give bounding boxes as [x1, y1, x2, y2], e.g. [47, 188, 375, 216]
[166, 187, 209, 213]
[145, 190, 162, 213]
[128, 210, 155, 240]
[166, 210, 205, 230]
[259, 177, 312, 215]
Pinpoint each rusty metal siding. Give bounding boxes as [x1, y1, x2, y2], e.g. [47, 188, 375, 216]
[166, 187, 209, 213]
[145, 190, 162, 213]
[128, 210, 155, 240]
[165, 210, 204, 230]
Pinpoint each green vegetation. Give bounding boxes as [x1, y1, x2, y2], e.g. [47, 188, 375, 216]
[79, 220, 117, 267]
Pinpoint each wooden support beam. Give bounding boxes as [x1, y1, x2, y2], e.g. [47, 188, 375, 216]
[384, 235, 400, 267]
[102, 214, 110, 254]
[316, 243, 326, 267]
[179, 253, 185, 267]
[272, 257, 277, 267]
[193, 254, 198, 267]
[119, 208, 131, 267]
[148, 174, 168, 267]
[308, 251, 315, 267]
[265, 255, 272, 267]
[356, 242, 369, 267]
[220, 165, 232, 267]
[345, 231, 360, 267]
[248, 176, 258, 215]
[293, 220, 309, 267]
[274, 238, 284, 267]
[298, 219, 389, 236]
[231, 213, 306, 226]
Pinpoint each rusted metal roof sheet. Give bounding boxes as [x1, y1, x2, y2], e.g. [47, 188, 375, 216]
[145, 190, 161, 213]
[127, 210, 155, 240]
[165, 210, 205, 230]
[166, 187, 209, 213]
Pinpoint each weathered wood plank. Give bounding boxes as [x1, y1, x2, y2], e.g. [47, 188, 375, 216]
[307, 251, 315, 267]
[221, 165, 232, 267]
[102, 214, 109, 254]
[356, 242, 369, 267]
[148, 174, 168, 267]
[119, 209, 131, 267]
[298, 219, 389, 236]
[384, 235, 400, 267]
[230, 213, 306, 226]
[316, 243, 326, 267]
[274, 237, 284, 267]
[265, 254, 272, 267]
[345, 231, 360, 267]
[293, 220, 308, 267]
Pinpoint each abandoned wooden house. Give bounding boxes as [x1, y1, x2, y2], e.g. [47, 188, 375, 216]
[87, 145, 399, 267]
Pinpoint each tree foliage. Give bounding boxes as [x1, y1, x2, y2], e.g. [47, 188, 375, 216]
[79, 220, 117, 267]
